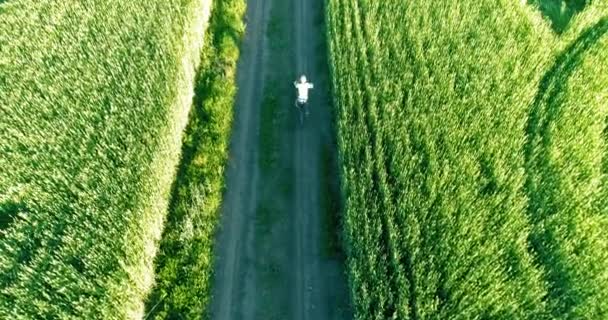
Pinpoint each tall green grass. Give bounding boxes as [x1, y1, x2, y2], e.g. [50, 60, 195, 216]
[328, 0, 554, 318]
[144, 0, 245, 318]
[0, 0, 210, 318]
[524, 4, 608, 317]
[329, 0, 608, 318]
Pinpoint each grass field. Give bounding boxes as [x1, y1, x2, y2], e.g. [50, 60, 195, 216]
[327, 0, 608, 318]
[0, 0, 211, 318]
[1, 0, 606, 318]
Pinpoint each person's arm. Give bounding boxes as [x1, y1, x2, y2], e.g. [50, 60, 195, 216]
[308, 83, 314, 89]
[294, 81, 298, 88]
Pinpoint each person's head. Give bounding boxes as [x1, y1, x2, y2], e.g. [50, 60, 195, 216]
[300, 75, 307, 83]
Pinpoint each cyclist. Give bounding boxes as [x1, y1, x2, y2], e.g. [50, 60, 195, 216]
[294, 75, 314, 114]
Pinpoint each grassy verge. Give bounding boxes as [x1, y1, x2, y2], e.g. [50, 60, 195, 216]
[143, 0, 245, 318]
[0, 1, 210, 318]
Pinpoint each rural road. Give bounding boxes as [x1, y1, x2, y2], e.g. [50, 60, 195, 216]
[210, 0, 351, 318]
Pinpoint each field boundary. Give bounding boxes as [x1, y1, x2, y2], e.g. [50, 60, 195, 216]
[144, 0, 245, 317]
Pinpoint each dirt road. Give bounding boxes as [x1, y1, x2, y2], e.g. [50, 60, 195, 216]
[210, 0, 350, 319]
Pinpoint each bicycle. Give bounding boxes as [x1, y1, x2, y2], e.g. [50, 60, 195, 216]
[295, 99, 308, 126]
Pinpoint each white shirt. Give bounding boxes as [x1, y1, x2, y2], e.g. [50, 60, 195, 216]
[295, 82, 314, 101]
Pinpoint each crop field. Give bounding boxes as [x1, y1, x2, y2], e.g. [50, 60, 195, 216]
[1, 0, 606, 318]
[327, 0, 608, 319]
[0, 0, 211, 318]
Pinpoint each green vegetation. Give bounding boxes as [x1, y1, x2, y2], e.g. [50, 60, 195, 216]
[328, 0, 608, 318]
[525, 7, 608, 318]
[144, 0, 245, 318]
[530, 0, 590, 32]
[0, 0, 210, 318]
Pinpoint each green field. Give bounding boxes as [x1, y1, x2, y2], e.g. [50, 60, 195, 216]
[327, 0, 608, 318]
[1, 0, 607, 318]
[0, 0, 211, 318]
